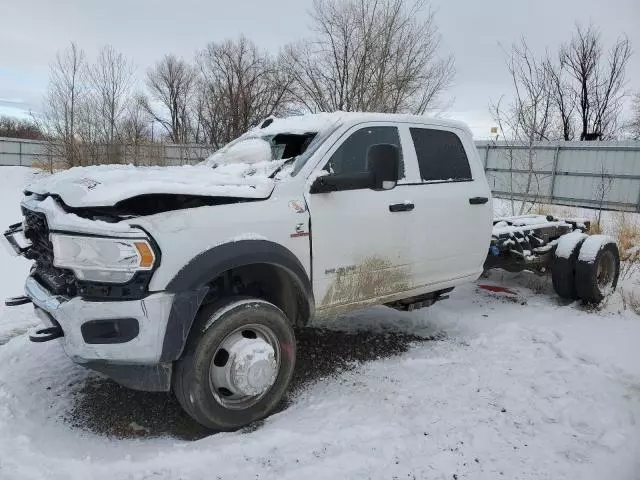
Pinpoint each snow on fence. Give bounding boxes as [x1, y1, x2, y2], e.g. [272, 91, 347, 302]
[3, 136, 640, 212]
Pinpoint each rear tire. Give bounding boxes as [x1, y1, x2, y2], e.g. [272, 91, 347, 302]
[575, 237, 620, 304]
[552, 233, 587, 300]
[173, 297, 296, 431]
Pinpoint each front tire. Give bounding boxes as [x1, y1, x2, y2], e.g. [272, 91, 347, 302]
[173, 297, 296, 431]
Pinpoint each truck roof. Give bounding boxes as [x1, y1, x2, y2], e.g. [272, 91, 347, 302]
[250, 112, 473, 138]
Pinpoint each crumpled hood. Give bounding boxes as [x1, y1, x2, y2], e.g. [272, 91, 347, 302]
[25, 164, 276, 208]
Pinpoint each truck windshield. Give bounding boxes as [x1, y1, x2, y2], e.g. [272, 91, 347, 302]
[290, 122, 341, 176]
[201, 122, 341, 177]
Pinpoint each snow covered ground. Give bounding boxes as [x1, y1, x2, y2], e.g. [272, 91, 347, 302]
[1, 167, 639, 479]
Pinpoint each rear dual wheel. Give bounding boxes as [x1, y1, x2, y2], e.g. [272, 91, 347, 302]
[575, 237, 620, 304]
[552, 234, 620, 304]
[551, 233, 587, 300]
[173, 297, 296, 431]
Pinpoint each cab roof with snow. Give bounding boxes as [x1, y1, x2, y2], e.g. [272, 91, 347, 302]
[247, 112, 473, 138]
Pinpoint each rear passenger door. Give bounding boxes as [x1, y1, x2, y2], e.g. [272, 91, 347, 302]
[406, 125, 492, 287]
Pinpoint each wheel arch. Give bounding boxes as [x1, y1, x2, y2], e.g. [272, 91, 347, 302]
[161, 240, 314, 361]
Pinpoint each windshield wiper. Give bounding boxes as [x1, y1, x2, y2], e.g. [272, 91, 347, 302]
[268, 157, 297, 179]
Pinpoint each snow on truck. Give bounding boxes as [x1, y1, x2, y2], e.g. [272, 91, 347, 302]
[2, 112, 620, 430]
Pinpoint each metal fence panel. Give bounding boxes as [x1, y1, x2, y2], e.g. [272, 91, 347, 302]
[486, 171, 553, 201]
[0, 137, 48, 167]
[477, 140, 640, 212]
[0, 137, 213, 169]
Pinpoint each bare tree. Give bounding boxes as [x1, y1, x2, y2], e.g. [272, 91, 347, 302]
[544, 56, 577, 140]
[89, 45, 135, 145]
[120, 93, 151, 144]
[144, 54, 198, 143]
[628, 93, 640, 139]
[37, 44, 140, 167]
[197, 36, 294, 148]
[0, 116, 44, 140]
[118, 94, 156, 165]
[491, 40, 554, 215]
[593, 163, 613, 231]
[39, 42, 87, 168]
[560, 24, 632, 140]
[283, 0, 454, 114]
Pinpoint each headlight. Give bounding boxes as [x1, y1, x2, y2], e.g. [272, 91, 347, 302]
[50, 234, 156, 284]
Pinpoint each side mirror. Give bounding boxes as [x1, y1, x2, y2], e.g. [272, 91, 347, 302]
[309, 143, 400, 194]
[367, 143, 400, 190]
[309, 172, 371, 194]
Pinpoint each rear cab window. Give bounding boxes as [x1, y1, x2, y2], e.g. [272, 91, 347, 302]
[409, 128, 472, 183]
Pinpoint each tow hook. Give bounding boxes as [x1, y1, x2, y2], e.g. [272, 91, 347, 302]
[5, 295, 32, 307]
[29, 326, 64, 343]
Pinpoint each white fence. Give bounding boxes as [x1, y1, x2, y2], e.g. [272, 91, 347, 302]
[3, 136, 640, 212]
[0, 137, 212, 168]
[477, 141, 640, 212]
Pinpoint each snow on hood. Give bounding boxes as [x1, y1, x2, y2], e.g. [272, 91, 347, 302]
[25, 163, 276, 208]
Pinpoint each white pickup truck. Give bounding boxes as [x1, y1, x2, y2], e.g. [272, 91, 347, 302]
[3, 112, 620, 430]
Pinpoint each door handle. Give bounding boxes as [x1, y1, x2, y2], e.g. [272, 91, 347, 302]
[469, 197, 489, 205]
[389, 202, 415, 212]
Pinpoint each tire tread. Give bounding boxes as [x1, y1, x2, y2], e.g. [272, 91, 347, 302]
[552, 238, 586, 300]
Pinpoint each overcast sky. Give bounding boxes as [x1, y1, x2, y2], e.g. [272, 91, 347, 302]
[1, 0, 638, 138]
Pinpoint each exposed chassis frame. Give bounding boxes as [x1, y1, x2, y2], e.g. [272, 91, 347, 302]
[484, 215, 590, 274]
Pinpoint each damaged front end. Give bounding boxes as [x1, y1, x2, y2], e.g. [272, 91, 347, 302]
[8, 195, 156, 301]
[1, 221, 32, 257]
[2, 193, 178, 391]
[61, 192, 259, 222]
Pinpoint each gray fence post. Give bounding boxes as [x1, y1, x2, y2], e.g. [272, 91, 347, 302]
[548, 145, 560, 203]
[18, 141, 22, 166]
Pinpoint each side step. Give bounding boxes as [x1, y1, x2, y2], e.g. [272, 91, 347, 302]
[386, 288, 454, 312]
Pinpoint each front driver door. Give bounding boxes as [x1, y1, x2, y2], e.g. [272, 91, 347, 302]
[305, 123, 418, 315]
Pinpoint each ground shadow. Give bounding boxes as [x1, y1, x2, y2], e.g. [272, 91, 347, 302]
[66, 325, 441, 440]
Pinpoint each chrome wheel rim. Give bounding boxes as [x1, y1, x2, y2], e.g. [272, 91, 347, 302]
[596, 250, 616, 294]
[208, 323, 280, 410]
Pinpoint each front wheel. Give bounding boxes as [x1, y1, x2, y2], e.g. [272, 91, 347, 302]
[173, 297, 296, 431]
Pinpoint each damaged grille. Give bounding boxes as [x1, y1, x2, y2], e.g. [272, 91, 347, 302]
[21, 206, 153, 301]
[22, 208, 77, 297]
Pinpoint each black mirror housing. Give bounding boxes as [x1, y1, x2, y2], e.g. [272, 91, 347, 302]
[367, 144, 400, 190]
[309, 172, 372, 194]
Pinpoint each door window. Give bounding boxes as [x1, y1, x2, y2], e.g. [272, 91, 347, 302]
[410, 128, 472, 182]
[325, 126, 404, 179]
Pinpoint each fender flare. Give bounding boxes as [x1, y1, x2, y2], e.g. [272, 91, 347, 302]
[160, 240, 314, 361]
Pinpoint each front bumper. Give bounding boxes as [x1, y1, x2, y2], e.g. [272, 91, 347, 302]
[24, 275, 174, 364]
